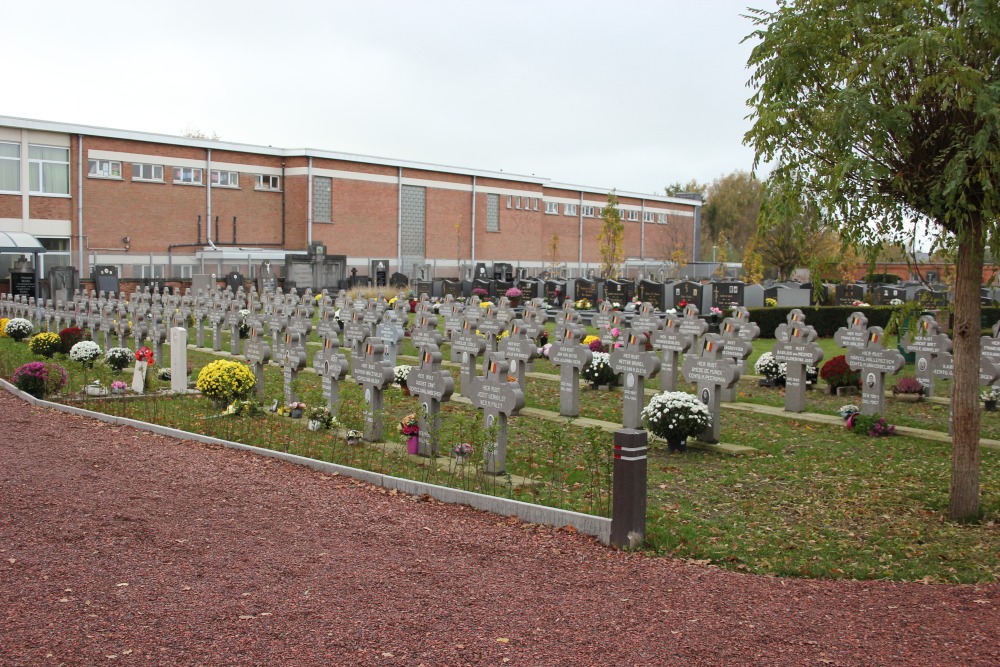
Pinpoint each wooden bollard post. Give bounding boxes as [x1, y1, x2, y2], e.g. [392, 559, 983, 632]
[611, 428, 647, 549]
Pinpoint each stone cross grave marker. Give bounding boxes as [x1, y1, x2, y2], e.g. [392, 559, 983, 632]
[498, 319, 539, 393]
[115, 300, 131, 347]
[149, 311, 168, 366]
[279, 331, 308, 405]
[343, 306, 373, 359]
[410, 312, 443, 355]
[192, 292, 209, 348]
[650, 313, 694, 391]
[363, 298, 382, 330]
[316, 301, 342, 347]
[833, 311, 870, 351]
[243, 323, 272, 401]
[903, 314, 951, 397]
[264, 296, 288, 360]
[548, 323, 593, 417]
[406, 345, 455, 457]
[682, 333, 740, 443]
[592, 301, 618, 346]
[450, 316, 487, 395]
[476, 304, 504, 368]
[132, 305, 149, 351]
[719, 317, 754, 402]
[933, 349, 1000, 435]
[846, 327, 905, 415]
[376, 310, 406, 366]
[980, 320, 1000, 387]
[468, 356, 525, 474]
[630, 302, 662, 337]
[677, 304, 709, 341]
[552, 302, 581, 342]
[773, 320, 824, 412]
[313, 335, 348, 416]
[496, 297, 516, 326]
[100, 301, 115, 350]
[287, 302, 313, 350]
[208, 296, 227, 352]
[610, 328, 662, 429]
[775, 308, 807, 342]
[170, 327, 188, 393]
[439, 294, 461, 340]
[731, 306, 761, 345]
[351, 337, 395, 441]
[131, 358, 148, 394]
[226, 296, 245, 356]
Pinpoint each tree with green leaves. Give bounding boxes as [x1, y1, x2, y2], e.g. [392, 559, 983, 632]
[598, 192, 624, 279]
[745, 0, 1000, 520]
[702, 170, 765, 261]
[663, 179, 708, 199]
[756, 181, 843, 281]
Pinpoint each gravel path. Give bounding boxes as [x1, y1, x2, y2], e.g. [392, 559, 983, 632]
[1, 391, 997, 666]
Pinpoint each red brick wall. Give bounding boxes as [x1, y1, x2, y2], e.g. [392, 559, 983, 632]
[0, 195, 20, 218]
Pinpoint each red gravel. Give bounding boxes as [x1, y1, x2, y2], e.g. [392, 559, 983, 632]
[1, 391, 997, 666]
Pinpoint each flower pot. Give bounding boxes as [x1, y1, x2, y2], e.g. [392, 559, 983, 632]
[290, 408, 303, 419]
[985, 400, 997, 412]
[111, 388, 125, 395]
[894, 393, 922, 403]
[401, 385, 411, 396]
[347, 436, 361, 446]
[85, 385, 106, 397]
[406, 435, 419, 455]
[307, 419, 323, 431]
[668, 436, 688, 453]
[455, 454, 469, 465]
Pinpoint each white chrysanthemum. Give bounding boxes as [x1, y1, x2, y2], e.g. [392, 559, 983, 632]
[70, 340, 103, 363]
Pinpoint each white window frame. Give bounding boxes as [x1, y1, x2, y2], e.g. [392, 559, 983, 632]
[133, 163, 164, 182]
[533, 198, 539, 211]
[516, 196, 522, 209]
[255, 174, 281, 191]
[564, 204, 578, 216]
[211, 170, 239, 188]
[506, 195, 513, 209]
[627, 210, 640, 221]
[581, 205, 596, 218]
[29, 145, 70, 195]
[0, 141, 19, 193]
[88, 159, 122, 179]
[643, 211, 654, 223]
[173, 166, 203, 185]
[657, 213, 667, 224]
[545, 201, 559, 215]
[140, 264, 165, 279]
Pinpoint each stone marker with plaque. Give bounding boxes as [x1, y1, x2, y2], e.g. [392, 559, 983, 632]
[548, 323, 593, 417]
[498, 319, 539, 393]
[467, 356, 525, 474]
[313, 335, 348, 416]
[406, 345, 455, 457]
[376, 311, 406, 366]
[773, 321, 824, 412]
[451, 317, 488, 395]
[243, 323, 272, 400]
[170, 327, 188, 393]
[279, 331, 308, 405]
[410, 312, 443, 355]
[682, 334, 740, 443]
[476, 304, 504, 366]
[846, 327, 905, 415]
[630, 302, 662, 337]
[904, 315, 951, 397]
[719, 318, 754, 402]
[610, 329, 661, 429]
[351, 337, 395, 441]
[343, 308, 372, 359]
[650, 313, 694, 391]
[833, 311, 870, 350]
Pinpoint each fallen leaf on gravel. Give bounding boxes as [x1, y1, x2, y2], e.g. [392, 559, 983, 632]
[7, 558, 15, 564]
[495, 637, 509, 643]
[239, 615, 255, 620]
[58, 598, 70, 603]
[116, 583, 129, 587]
[382, 652, 394, 657]
[973, 599, 990, 604]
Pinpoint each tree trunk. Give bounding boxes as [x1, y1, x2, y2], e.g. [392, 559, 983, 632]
[949, 226, 984, 521]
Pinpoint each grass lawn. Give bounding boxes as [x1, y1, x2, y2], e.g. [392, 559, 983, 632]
[2, 317, 998, 584]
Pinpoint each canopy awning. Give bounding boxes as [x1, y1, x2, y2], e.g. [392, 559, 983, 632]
[0, 231, 46, 254]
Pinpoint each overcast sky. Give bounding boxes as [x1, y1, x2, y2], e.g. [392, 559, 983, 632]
[7, 0, 776, 195]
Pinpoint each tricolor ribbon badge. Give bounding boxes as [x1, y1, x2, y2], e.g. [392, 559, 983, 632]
[705, 340, 714, 353]
[870, 332, 879, 345]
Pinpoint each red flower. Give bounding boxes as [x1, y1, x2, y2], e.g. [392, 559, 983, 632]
[135, 346, 155, 365]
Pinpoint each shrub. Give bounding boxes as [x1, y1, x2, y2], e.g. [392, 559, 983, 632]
[105, 347, 135, 372]
[28, 332, 62, 358]
[642, 391, 711, 442]
[893, 375, 924, 395]
[754, 351, 786, 381]
[0, 317, 8, 337]
[581, 351, 618, 385]
[820, 355, 860, 390]
[196, 360, 256, 403]
[69, 340, 102, 366]
[847, 413, 896, 437]
[5, 318, 33, 341]
[11, 362, 68, 399]
[58, 327, 85, 354]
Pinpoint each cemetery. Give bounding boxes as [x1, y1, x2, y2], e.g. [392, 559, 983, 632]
[1, 281, 999, 585]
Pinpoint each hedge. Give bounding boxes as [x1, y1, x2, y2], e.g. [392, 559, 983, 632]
[748, 305, 1000, 338]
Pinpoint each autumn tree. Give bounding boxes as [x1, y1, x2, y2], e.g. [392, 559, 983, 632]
[756, 182, 842, 281]
[598, 192, 624, 279]
[664, 179, 708, 199]
[702, 170, 765, 261]
[745, 0, 1000, 520]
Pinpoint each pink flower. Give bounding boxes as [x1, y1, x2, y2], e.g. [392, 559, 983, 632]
[610, 327, 620, 338]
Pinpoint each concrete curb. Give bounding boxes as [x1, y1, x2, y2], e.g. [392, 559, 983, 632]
[0, 379, 611, 544]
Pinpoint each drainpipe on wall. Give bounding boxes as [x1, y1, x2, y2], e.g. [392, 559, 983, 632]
[77, 134, 84, 271]
[397, 167, 403, 273]
[578, 192, 584, 276]
[640, 200, 645, 260]
[206, 148, 213, 246]
[470, 176, 476, 266]
[307, 157, 313, 246]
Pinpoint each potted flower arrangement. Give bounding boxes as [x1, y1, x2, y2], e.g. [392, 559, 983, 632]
[307, 405, 336, 431]
[393, 365, 411, 394]
[453, 442, 474, 464]
[28, 332, 61, 358]
[820, 355, 861, 395]
[11, 361, 67, 399]
[195, 359, 257, 406]
[981, 386, 1000, 412]
[399, 413, 420, 454]
[224, 399, 263, 417]
[574, 297, 592, 310]
[5, 318, 34, 342]
[581, 351, 618, 389]
[504, 286, 523, 307]
[70, 340, 103, 368]
[472, 287, 490, 299]
[892, 375, 925, 402]
[754, 352, 786, 387]
[641, 391, 712, 452]
[0, 317, 7, 337]
[283, 401, 306, 418]
[238, 309, 251, 338]
[111, 380, 128, 395]
[135, 346, 155, 366]
[105, 347, 135, 373]
[847, 413, 896, 437]
[346, 429, 363, 445]
[58, 327, 84, 354]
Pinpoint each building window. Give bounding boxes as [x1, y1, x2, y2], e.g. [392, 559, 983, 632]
[581, 205, 596, 218]
[211, 170, 239, 187]
[627, 210, 640, 221]
[133, 163, 164, 182]
[506, 195, 512, 209]
[487, 193, 500, 232]
[657, 213, 667, 224]
[564, 204, 578, 216]
[88, 159, 122, 179]
[314, 176, 332, 223]
[643, 211, 654, 223]
[140, 264, 165, 279]
[255, 174, 281, 191]
[29, 145, 70, 195]
[173, 167, 203, 185]
[533, 198, 539, 210]
[0, 142, 18, 192]
[515, 196, 522, 209]
[545, 201, 559, 215]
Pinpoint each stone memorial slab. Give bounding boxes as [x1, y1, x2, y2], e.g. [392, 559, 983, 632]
[351, 337, 395, 441]
[672, 281, 703, 311]
[773, 321, 824, 412]
[604, 279, 633, 307]
[610, 329, 661, 428]
[636, 280, 666, 312]
[406, 345, 455, 457]
[835, 284, 866, 306]
[650, 313, 694, 391]
[846, 327, 905, 415]
[131, 360, 148, 394]
[548, 323, 593, 417]
[682, 334, 739, 443]
[711, 281, 745, 310]
[468, 356, 524, 474]
[170, 327, 188, 392]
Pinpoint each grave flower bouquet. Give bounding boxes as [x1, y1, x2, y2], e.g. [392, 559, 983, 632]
[980, 386, 1000, 402]
[111, 380, 128, 393]
[224, 399, 263, 417]
[105, 347, 135, 373]
[472, 287, 490, 299]
[12, 361, 68, 399]
[820, 354, 860, 390]
[135, 346, 155, 365]
[504, 287, 523, 300]
[69, 340, 102, 366]
[642, 391, 711, 443]
[453, 442, 473, 459]
[847, 413, 896, 437]
[5, 318, 34, 341]
[28, 332, 61, 358]
[399, 413, 419, 436]
[575, 298, 592, 310]
[307, 405, 336, 429]
[393, 364, 411, 387]
[196, 359, 256, 404]
[239, 309, 251, 338]
[838, 404, 860, 421]
[581, 351, 618, 386]
[754, 352, 786, 382]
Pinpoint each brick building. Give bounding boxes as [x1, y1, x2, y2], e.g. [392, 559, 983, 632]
[0, 115, 701, 289]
